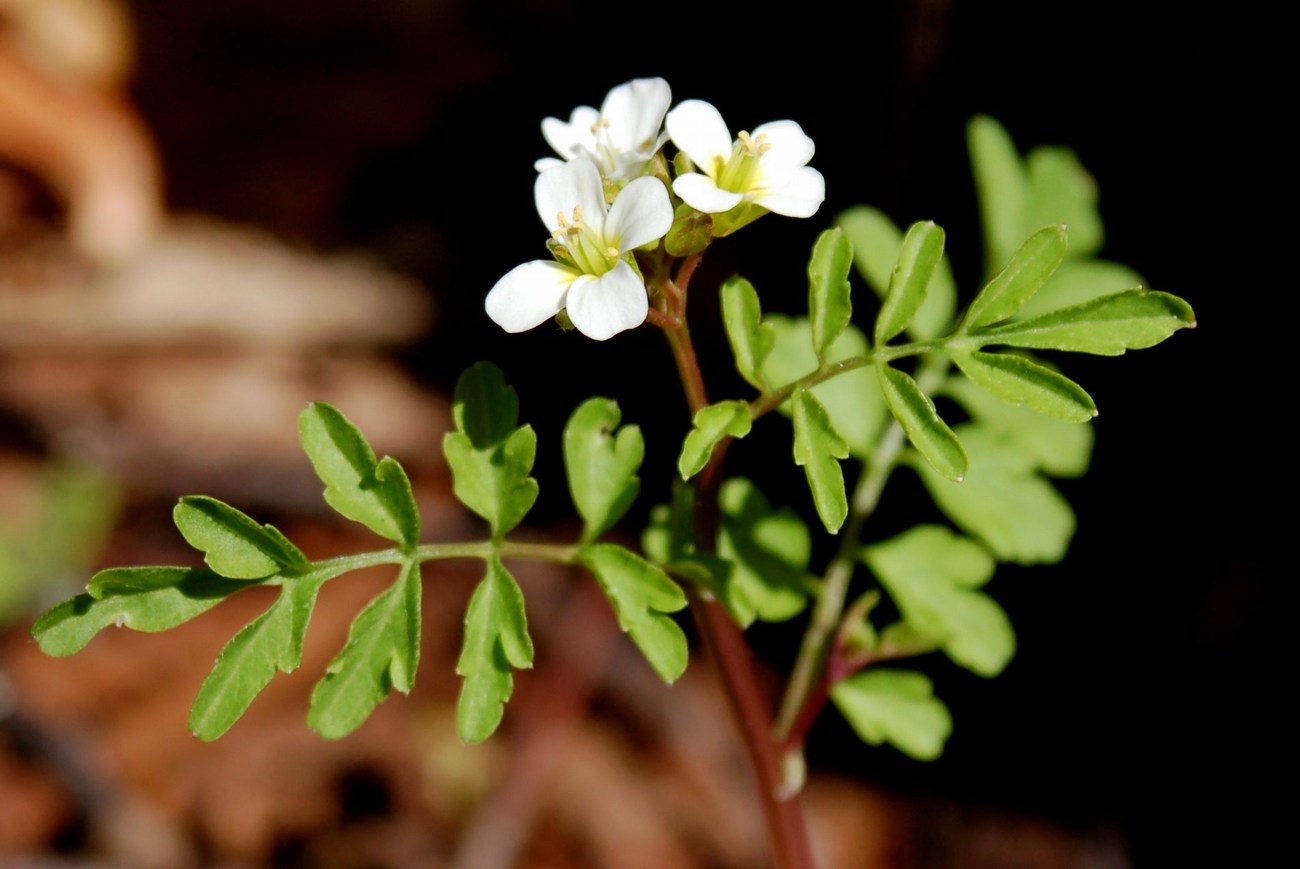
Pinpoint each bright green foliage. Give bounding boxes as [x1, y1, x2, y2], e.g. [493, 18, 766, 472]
[33, 567, 251, 656]
[678, 400, 752, 480]
[564, 398, 644, 543]
[864, 526, 1014, 677]
[830, 669, 952, 761]
[640, 482, 695, 566]
[950, 350, 1096, 423]
[913, 425, 1075, 564]
[721, 276, 774, 390]
[837, 207, 956, 340]
[877, 365, 967, 481]
[968, 115, 1030, 273]
[1023, 147, 1103, 259]
[579, 543, 688, 684]
[1016, 259, 1143, 320]
[300, 403, 420, 549]
[191, 574, 327, 739]
[457, 555, 533, 743]
[944, 376, 1092, 478]
[761, 317, 889, 458]
[444, 363, 539, 539]
[876, 221, 945, 345]
[791, 388, 849, 533]
[309, 559, 422, 739]
[962, 225, 1068, 331]
[807, 227, 854, 361]
[174, 496, 310, 579]
[974, 290, 1196, 355]
[717, 478, 811, 626]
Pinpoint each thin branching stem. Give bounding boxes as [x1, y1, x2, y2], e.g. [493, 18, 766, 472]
[773, 357, 951, 752]
[658, 252, 816, 869]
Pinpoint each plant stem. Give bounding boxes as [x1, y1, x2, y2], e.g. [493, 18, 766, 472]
[774, 357, 951, 749]
[774, 423, 905, 741]
[659, 254, 815, 869]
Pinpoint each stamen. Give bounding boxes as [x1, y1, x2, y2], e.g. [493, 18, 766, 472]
[606, 247, 620, 258]
[589, 117, 612, 135]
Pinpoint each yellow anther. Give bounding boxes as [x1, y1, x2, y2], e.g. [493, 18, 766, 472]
[738, 130, 771, 156]
[606, 247, 619, 258]
[589, 117, 612, 135]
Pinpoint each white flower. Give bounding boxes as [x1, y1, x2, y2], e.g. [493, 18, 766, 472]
[666, 99, 824, 228]
[486, 159, 672, 340]
[535, 77, 672, 180]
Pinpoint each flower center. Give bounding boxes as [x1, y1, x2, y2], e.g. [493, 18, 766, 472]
[715, 130, 771, 193]
[587, 117, 621, 177]
[553, 205, 618, 275]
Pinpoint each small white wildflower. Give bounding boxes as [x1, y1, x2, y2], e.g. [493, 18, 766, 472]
[666, 99, 824, 232]
[534, 77, 672, 181]
[486, 159, 672, 340]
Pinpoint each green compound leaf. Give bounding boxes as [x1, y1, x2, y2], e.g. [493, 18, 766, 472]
[944, 376, 1093, 478]
[174, 496, 309, 579]
[913, 424, 1075, 564]
[877, 365, 967, 482]
[308, 559, 422, 739]
[1024, 146, 1103, 260]
[717, 478, 811, 626]
[876, 221, 945, 345]
[807, 227, 854, 361]
[443, 363, 539, 538]
[678, 400, 752, 480]
[950, 350, 1097, 423]
[762, 317, 889, 459]
[33, 567, 252, 657]
[830, 669, 953, 761]
[791, 388, 849, 534]
[973, 290, 1196, 356]
[963, 225, 1069, 330]
[864, 526, 1015, 678]
[563, 398, 644, 544]
[721, 275, 774, 391]
[968, 115, 1028, 274]
[299, 403, 420, 548]
[579, 543, 688, 684]
[190, 574, 327, 740]
[837, 206, 956, 341]
[1015, 259, 1144, 321]
[836, 206, 898, 298]
[456, 556, 533, 743]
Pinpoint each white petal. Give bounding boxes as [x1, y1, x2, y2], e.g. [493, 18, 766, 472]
[535, 159, 607, 235]
[753, 166, 826, 218]
[541, 106, 599, 159]
[751, 120, 815, 171]
[666, 100, 732, 172]
[485, 260, 575, 332]
[533, 156, 563, 173]
[673, 173, 744, 214]
[605, 176, 672, 251]
[601, 77, 672, 154]
[565, 261, 648, 340]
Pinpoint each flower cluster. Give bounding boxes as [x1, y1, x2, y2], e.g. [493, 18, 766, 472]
[486, 77, 825, 340]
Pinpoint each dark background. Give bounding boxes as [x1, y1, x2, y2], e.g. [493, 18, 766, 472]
[119, 0, 1272, 863]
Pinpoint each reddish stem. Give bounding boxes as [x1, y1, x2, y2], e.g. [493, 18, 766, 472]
[660, 252, 816, 869]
